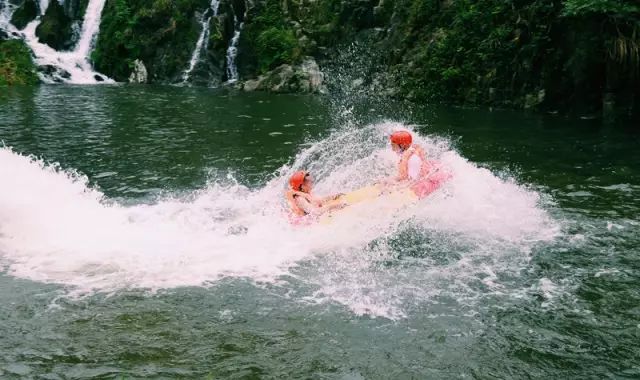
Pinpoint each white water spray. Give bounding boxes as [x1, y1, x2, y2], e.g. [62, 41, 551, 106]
[0, 122, 558, 317]
[182, 0, 220, 83]
[20, 0, 113, 84]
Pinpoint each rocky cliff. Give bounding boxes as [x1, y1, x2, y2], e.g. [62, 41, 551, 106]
[2, 0, 639, 120]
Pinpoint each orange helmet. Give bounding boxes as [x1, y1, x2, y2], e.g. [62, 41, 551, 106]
[390, 130, 412, 147]
[289, 170, 307, 190]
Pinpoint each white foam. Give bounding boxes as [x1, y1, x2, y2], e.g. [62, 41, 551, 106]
[0, 122, 559, 318]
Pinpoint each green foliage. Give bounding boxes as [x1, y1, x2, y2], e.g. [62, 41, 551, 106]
[563, 0, 640, 69]
[93, 0, 208, 81]
[388, 0, 640, 114]
[239, 0, 301, 74]
[73, 0, 91, 20]
[10, 0, 38, 30]
[0, 39, 39, 85]
[255, 27, 299, 72]
[562, 0, 640, 18]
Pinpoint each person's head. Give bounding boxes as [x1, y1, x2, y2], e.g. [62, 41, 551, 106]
[289, 170, 313, 193]
[390, 130, 412, 152]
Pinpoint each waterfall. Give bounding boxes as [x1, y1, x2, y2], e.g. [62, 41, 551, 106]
[75, 0, 107, 58]
[21, 0, 113, 84]
[0, 0, 18, 35]
[182, 0, 221, 83]
[225, 12, 246, 83]
[38, 0, 49, 14]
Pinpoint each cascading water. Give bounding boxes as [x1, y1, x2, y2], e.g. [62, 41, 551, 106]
[182, 0, 221, 83]
[0, 0, 18, 36]
[20, 0, 113, 83]
[225, 10, 247, 83]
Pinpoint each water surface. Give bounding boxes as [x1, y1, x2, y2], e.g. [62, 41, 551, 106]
[0, 85, 639, 379]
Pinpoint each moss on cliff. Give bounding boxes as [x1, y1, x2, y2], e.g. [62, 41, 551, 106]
[0, 39, 39, 85]
[10, 0, 38, 30]
[93, 0, 210, 82]
[238, 0, 301, 76]
[35, 0, 74, 50]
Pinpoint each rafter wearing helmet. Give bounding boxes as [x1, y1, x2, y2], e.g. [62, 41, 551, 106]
[386, 130, 452, 198]
[285, 170, 345, 217]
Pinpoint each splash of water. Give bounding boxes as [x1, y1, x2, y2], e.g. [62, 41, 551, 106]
[0, 122, 558, 318]
[182, 0, 221, 84]
[20, 0, 113, 83]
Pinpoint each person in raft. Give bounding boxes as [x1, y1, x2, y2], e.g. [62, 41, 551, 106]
[385, 130, 451, 198]
[286, 170, 346, 217]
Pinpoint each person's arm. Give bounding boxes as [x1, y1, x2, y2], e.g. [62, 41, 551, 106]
[294, 192, 346, 215]
[316, 201, 346, 214]
[320, 193, 344, 203]
[396, 148, 412, 181]
[292, 191, 324, 207]
[286, 191, 307, 216]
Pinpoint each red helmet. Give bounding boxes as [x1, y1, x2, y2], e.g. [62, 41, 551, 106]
[390, 130, 412, 147]
[289, 170, 307, 190]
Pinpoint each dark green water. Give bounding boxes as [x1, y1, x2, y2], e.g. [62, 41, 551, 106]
[0, 85, 639, 379]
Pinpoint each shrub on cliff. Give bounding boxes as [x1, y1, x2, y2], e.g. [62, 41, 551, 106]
[239, 0, 301, 75]
[0, 39, 39, 85]
[255, 27, 299, 72]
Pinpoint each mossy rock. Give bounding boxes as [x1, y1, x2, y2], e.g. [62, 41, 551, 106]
[64, 0, 90, 20]
[11, 0, 39, 30]
[36, 0, 74, 50]
[0, 39, 39, 85]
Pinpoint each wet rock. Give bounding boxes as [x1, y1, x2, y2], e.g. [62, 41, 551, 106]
[128, 59, 148, 83]
[524, 89, 546, 109]
[242, 57, 325, 94]
[63, 0, 88, 20]
[35, 0, 74, 50]
[0, 29, 8, 40]
[38, 64, 71, 81]
[94, 74, 104, 82]
[10, 0, 38, 30]
[38, 64, 58, 75]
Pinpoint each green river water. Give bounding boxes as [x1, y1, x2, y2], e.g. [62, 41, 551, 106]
[0, 85, 639, 379]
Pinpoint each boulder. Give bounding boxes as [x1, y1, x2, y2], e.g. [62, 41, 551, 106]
[524, 89, 546, 109]
[10, 0, 38, 30]
[241, 57, 325, 93]
[128, 59, 148, 83]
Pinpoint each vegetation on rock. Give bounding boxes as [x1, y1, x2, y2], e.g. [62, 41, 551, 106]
[93, 0, 212, 82]
[89, 0, 640, 118]
[238, 0, 301, 75]
[35, 0, 74, 50]
[10, 0, 38, 30]
[0, 39, 39, 85]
